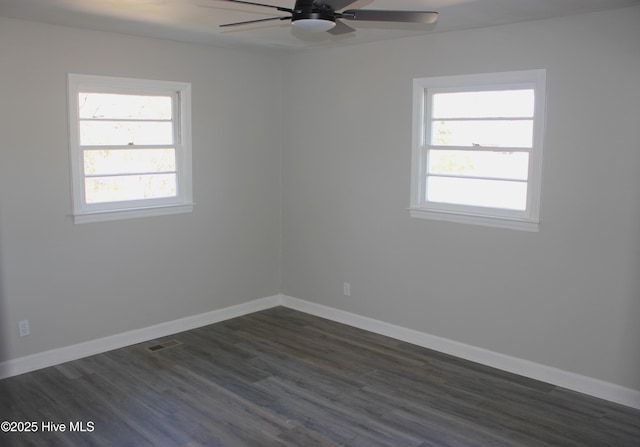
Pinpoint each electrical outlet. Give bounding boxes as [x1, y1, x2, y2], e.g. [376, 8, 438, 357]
[18, 320, 30, 337]
[343, 282, 351, 297]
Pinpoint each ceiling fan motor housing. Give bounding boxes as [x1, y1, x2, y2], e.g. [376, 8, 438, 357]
[293, 0, 335, 23]
[292, 10, 335, 24]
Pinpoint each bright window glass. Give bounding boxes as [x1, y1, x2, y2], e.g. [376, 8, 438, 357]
[428, 150, 529, 181]
[431, 119, 533, 148]
[431, 90, 534, 119]
[85, 174, 177, 204]
[79, 121, 173, 146]
[427, 177, 528, 210]
[83, 149, 176, 176]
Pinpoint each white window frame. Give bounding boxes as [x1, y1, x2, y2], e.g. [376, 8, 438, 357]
[410, 69, 546, 231]
[68, 74, 193, 224]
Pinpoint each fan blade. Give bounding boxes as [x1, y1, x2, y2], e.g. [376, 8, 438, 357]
[220, 16, 291, 27]
[327, 19, 356, 35]
[313, 0, 359, 11]
[219, 0, 293, 13]
[342, 10, 438, 24]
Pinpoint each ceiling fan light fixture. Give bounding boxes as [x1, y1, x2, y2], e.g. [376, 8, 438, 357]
[292, 18, 336, 32]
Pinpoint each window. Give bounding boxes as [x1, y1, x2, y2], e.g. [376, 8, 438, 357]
[410, 70, 546, 231]
[68, 74, 193, 223]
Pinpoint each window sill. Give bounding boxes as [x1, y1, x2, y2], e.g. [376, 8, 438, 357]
[409, 208, 539, 232]
[73, 203, 194, 224]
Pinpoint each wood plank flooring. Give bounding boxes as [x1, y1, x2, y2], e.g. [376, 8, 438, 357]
[1, 307, 639, 446]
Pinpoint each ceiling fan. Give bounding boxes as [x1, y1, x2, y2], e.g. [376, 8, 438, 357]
[219, 0, 438, 34]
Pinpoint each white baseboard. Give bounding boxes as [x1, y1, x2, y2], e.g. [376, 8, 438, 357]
[0, 295, 280, 380]
[2, 293, 639, 410]
[280, 295, 640, 410]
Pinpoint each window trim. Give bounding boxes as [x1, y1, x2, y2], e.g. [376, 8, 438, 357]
[67, 73, 193, 224]
[409, 69, 546, 232]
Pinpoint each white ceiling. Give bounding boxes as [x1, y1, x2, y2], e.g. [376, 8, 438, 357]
[1, 0, 638, 51]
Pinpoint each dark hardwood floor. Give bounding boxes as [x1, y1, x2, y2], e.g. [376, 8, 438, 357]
[1, 306, 639, 446]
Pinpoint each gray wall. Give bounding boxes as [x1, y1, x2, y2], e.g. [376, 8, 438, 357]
[0, 18, 283, 361]
[281, 6, 640, 390]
